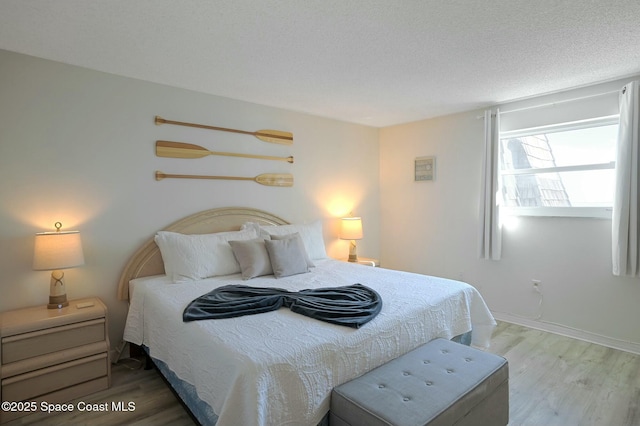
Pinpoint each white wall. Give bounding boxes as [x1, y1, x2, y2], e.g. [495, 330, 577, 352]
[380, 78, 640, 353]
[0, 49, 380, 347]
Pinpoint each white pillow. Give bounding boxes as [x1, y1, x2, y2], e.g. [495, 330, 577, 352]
[154, 228, 258, 282]
[243, 220, 328, 260]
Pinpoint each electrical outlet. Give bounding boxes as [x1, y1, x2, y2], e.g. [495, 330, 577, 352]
[532, 279, 541, 292]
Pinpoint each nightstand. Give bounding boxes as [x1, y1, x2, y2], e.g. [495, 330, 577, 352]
[340, 257, 380, 267]
[0, 297, 110, 423]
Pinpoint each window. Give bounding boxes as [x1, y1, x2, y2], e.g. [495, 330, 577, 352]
[499, 115, 618, 218]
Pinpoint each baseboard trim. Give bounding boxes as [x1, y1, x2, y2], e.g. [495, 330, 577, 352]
[492, 311, 640, 355]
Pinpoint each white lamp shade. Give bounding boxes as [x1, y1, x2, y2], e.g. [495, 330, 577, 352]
[33, 231, 85, 271]
[340, 217, 363, 240]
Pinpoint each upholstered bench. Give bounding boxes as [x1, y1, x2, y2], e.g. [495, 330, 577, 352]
[330, 338, 509, 426]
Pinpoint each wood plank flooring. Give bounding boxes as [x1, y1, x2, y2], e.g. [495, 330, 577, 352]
[4, 321, 639, 425]
[490, 321, 640, 426]
[3, 357, 196, 426]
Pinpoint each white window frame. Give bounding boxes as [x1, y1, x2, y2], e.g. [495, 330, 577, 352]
[500, 115, 618, 219]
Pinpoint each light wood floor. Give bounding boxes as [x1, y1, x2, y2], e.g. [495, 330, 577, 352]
[5, 321, 640, 425]
[491, 321, 640, 426]
[4, 357, 196, 426]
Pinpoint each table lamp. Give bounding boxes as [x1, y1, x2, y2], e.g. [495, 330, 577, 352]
[340, 217, 363, 262]
[33, 222, 85, 309]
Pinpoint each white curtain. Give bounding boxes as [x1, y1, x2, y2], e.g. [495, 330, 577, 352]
[612, 80, 640, 276]
[479, 108, 502, 260]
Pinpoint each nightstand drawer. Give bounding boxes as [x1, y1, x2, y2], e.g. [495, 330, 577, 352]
[1, 353, 108, 402]
[2, 319, 105, 364]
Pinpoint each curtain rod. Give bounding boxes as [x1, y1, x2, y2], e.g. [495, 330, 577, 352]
[477, 88, 620, 119]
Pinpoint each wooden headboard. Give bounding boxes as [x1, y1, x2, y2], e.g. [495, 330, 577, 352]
[116, 207, 289, 300]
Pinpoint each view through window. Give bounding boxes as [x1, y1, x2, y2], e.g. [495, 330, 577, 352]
[499, 116, 618, 217]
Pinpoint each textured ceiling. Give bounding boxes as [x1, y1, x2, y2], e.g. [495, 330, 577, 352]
[1, 1, 640, 127]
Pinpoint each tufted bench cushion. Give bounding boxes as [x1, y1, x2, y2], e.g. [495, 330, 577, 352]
[330, 338, 508, 426]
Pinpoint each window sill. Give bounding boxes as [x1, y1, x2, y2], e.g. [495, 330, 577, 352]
[502, 206, 612, 219]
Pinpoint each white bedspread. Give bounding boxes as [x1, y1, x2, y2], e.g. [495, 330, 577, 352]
[123, 259, 496, 426]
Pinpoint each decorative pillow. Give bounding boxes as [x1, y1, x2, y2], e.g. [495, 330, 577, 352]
[154, 228, 258, 282]
[243, 220, 328, 260]
[229, 238, 273, 280]
[270, 233, 314, 267]
[264, 235, 310, 278]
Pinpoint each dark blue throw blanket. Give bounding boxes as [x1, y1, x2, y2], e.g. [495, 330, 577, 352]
[183, 283, 382, 328]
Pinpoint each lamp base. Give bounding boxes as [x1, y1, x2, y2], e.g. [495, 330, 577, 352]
[48, 294, 69, 309]
[48, 270, 69, 309]
[348, 240, 358, 262]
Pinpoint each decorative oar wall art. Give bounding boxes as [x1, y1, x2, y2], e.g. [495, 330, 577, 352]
[155, 171, 294, 187]
[154, 115, 294, 187]
[155, 116, 293, 145]
[156, 141, 294, 163]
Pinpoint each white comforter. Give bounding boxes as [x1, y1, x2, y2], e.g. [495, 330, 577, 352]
[124, 259, 496, 426]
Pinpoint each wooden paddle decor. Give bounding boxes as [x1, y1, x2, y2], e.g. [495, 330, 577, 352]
[156, 140, 294, 163]
[155, 116, 293, 145]
[155, 171, 293, 187]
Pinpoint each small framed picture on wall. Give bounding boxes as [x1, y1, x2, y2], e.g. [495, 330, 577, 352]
[415, 156, 436, 181]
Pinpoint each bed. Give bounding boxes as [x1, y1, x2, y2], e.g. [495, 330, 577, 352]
[118, 207, 496, 426]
